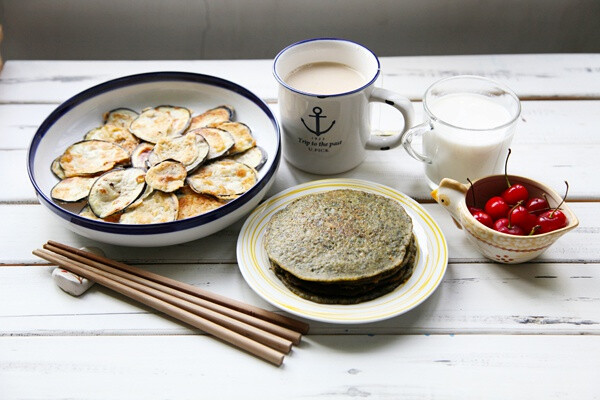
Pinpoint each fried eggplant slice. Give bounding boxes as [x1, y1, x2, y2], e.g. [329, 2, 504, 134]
[59, 140, 130, 178]
[129, 105, 191, 144]
[88, 168, 147, 218]
[119, 191, 179, 224]
[127, 184, 154, 209]
[212, 121, 256, 155]
[51, 176, 98, 203]
[187, 160, 257, 198]
[103, 108, 139, 129]
[197, 127, 235, 160]
[147, 130, 209, 171]
[84, 124, 140, 155]
[188, 105, 234, 130]
[145, 160, 187, 193]
[177, 186, 225, 220]
[160, 105, 192, 134]
[130, 142, 155, 170]
[79, 205, 121, 223]
[225, 146, 268, 171]
[51, 157, 67, 179]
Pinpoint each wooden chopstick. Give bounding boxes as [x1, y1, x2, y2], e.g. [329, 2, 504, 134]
[47, 240, 310, 335]
[33, 248, 286, 366]
[44, 242, 302, 345]
[38, 248, 293, 354]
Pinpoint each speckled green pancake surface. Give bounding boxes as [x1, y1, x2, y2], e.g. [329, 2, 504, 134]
[264, 189, 416, 303]
[264, 189, 414, 282]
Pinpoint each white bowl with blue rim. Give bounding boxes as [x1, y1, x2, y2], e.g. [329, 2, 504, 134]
[27, 72, 281, 247]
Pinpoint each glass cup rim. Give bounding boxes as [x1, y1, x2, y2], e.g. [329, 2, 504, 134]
[272, 37, 381, 98]
[423, 75, 522, 132]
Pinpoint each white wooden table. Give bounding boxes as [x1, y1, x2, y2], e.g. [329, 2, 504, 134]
[1, 54, 599, 399]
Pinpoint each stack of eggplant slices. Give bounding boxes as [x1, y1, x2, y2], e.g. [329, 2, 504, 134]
[50, 105, 267, 224]
[264, 189, 416, 304]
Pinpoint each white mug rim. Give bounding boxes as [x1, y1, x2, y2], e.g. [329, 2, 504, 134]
[422, 75, 522, 132]
[273, 37, 381, 98]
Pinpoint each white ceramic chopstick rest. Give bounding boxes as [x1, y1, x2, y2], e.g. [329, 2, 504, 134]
[51, 246, 104, 296]
[52, 268, 94, 296]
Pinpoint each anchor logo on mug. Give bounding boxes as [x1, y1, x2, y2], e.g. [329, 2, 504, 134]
[273, 38, 414, 175]
[301, 106, 336, 137]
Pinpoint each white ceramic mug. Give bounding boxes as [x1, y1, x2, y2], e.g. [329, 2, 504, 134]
[400, 75, 521, 189]
[273, 38, 414, 175]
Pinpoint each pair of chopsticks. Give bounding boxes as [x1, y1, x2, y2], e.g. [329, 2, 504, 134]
[33, 240, 309, 366]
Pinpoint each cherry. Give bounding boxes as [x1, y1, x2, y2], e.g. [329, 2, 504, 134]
[537, 210, 567, 234]
[502, 184, 529, 205]
[493, 218, 525, 236]
[484, 196, 510, 220]
[469, 207, 494, 228]
[501, 149, 529, 204]
[509, 204, 538, 233]
[466, 179, 494, 228]
[536, 181, 569, 234]
[525, 196, 550, 215]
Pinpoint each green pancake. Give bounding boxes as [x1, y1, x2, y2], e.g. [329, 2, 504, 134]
[264, 189, 416, 304]
[264, 189, 414, 282]
[270, 237, 417, 304]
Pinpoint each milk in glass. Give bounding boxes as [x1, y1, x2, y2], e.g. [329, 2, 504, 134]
[423, 93, 516, 187]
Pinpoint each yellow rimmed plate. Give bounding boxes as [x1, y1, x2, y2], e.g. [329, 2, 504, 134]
[236, 178, 448, 324]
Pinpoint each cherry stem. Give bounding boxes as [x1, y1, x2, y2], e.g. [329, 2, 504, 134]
[467, 178, 476, 207]
[536, 194, 552, 213]
[507, 200, 523, 228]
[550, 181, 569, 218]
[529, 225, 541, 236]
[504, 148, 512, 188]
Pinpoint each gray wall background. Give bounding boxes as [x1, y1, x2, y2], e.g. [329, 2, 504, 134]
[1, 0, 599, 61]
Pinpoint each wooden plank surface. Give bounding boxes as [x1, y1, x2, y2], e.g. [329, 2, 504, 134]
[1, 201, 597, 265]
[3, 100, 600, 150]
[5, 100, 600, 202]
[1, 262, 598, 336]
[8, 141, 600, 201]
[1, 55, 600, 104]
[1, 335, 598, 399]
[1, 55, 599, 400]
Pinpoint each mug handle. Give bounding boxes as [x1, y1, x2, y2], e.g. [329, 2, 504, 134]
[399, 121, 433, 163]
[366, 87, 415, 149]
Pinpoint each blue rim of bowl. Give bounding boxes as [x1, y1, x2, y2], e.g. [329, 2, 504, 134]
[27, 71, 281, 235]
[272, 37, 381, 98]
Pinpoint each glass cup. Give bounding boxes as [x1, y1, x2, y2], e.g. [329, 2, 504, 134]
[400, 75, 521, 189]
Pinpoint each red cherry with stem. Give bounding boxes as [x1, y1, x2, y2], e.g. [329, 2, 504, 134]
[509, 204, 538, 232]
[502, 184, 529, 205]
[537, 210, 567, 233]
[526, 195, 550, 215]
[501, 149, 529, 204]
[485, 196, 510, 220]
[466, 179, 494, 228]
[494, 202, 526, 235]
[536, 181, 569, 234]
[493, 218, 525, 235]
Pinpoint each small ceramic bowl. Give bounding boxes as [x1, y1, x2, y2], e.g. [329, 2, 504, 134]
[27, 72, 281, 247]
[431, 175, 579, 264]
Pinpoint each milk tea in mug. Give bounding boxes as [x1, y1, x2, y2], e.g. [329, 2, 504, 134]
[285, 62, 367, 95]
[273, 38, 415, 175]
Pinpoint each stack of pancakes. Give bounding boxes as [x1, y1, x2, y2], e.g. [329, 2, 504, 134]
[264, 189, 416, 304]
